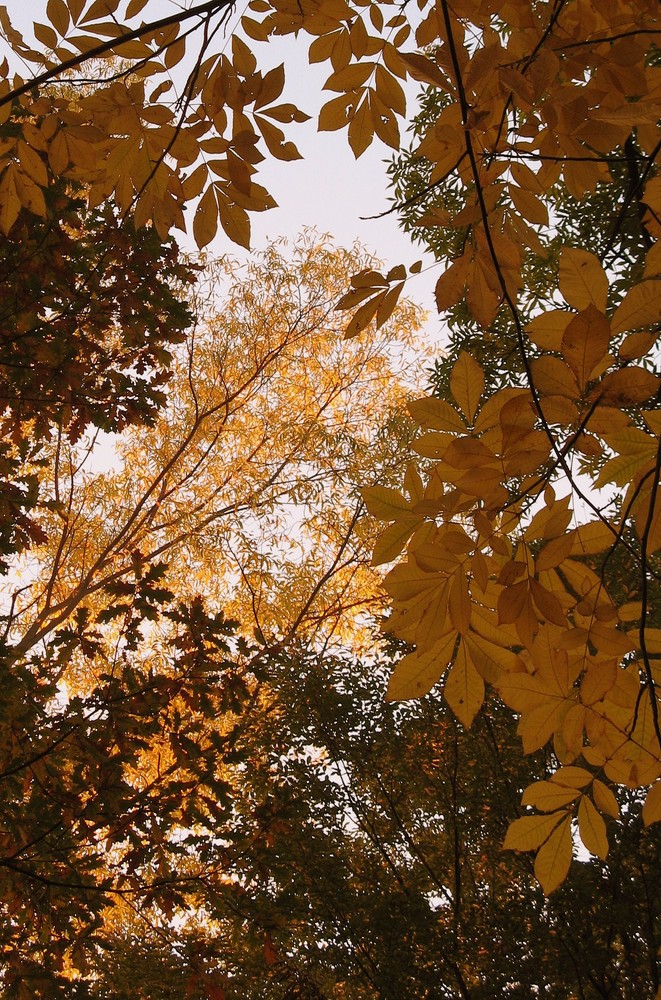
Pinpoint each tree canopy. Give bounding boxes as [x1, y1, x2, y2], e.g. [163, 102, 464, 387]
[0, 0, 659, 993]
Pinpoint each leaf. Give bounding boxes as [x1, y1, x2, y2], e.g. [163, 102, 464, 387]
[550, 766, 593, 789]
[0, 163, 21, 234]
[361, 485, 410, 520]
[521, 781, 581, 811]
[399, 52, 450, 88]
[534, 815, 572, 894]
[444, 640, 484, 726]
[218, 198, 250, 249]
[560, 305, 611, 390]
[348, 96, 373, 158]
[611, 280, 661, 334]
[595, 367, 660, 406]
[372, 517, 419, 566]
[577, 795, 609, 859]
[343, 291, 383, 338]
[592, 778, 620, 819]
[192, 185, 218, 248]
[450, 352, 484, 423]
[642, 782, 661, 826]
[448, 570, 471, 634]
[386, 630, 457, 701]
[503, 811, 566, 852]
[407, 396, 465, 433]
[559, 248, 609, 312]
[47, 0, 70, 34]
[530, 356, 580, 398]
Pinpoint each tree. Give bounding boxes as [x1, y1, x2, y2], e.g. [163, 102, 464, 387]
[0, 233, 420, 996]
[0, 0, 658, 918]
[57, 645, 661, 998]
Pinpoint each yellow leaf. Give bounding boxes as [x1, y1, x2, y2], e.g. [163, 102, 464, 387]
[372, 518, 419, 566]
[33, 21, 58, 48]
[385, 630, 457, 701]
[232, 34, 256, 76]
[47, 0, 69, 34]
[17, 139, 48, 188]
[218, 196, 250, 249]
[642, 781, 661, 826]
[530, 578, 566, 626]
[559, 247, 609, 311]
[560, 305, 611, 391]
[592, 779, 619, 819]
[407, 396, 465, 433]
[503, 810, 566, 852]
[444, 436, 497, 469]
[399, 51, 450, 88]
[521, 780, 581, 811]
[619, 331, 657, 362]
[450, 352, 484, 423]
[361, 485, 410, 520]
[549, 765, 593, 789]
[595, 367, 660, 406]
[448, 570, 471, 634]
[348, 96, 373, 158]
[526, 309, 572, 351]
[374, 64, 406, 116]
[510, 183, 548, 226]
[0, 163, 20, 233]
[343, 291, 383, 338]
[577, 795, 609, 859]
[530, 356, 580, 398]
[444, 640, 484, 726]
[192, 184, 218, 248]
[534, 815, 572, 894]
[318, 92, 355, 132]
[324, 62, 374, 93]
[376, 281, 404, 328]
[611, 280, 661, 334]
[569, 521, 615, 555]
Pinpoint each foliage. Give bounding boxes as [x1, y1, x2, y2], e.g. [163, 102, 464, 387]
[0, 232, 420, 994]
[0, 0, 657, 960]
[54, 648, 661, 998]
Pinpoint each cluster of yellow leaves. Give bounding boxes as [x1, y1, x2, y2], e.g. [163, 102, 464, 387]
[364, 247, 661, 889]
[0, 0, 309, 244]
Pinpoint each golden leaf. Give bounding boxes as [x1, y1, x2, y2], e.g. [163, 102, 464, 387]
[192, 184, 218, 248]
[592, 779, 619, 820]
[642, 781, 661, 826]
[610, 280, 661, 335]
[443, 640, 484, 726]
[559, 248, 609, 312]
[361, 485, 411, 520]
[450, 352, 484, 423]
[407, 396, 465, 433]
[595, 367, 660, 406]
[534, 815, 572, 894]
[526, 309, 572, 351]
[385, 630, 457, 701]
[560, 305, 611, 391]
[521, 780, 581, 811]
[503, 811, 566, 852]
[530, 356, 580, 399]
[577, 795, 609, 859]
[348, 96, 373, 158]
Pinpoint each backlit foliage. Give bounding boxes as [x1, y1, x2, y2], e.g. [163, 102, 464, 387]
[0, 0, 658, 903]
